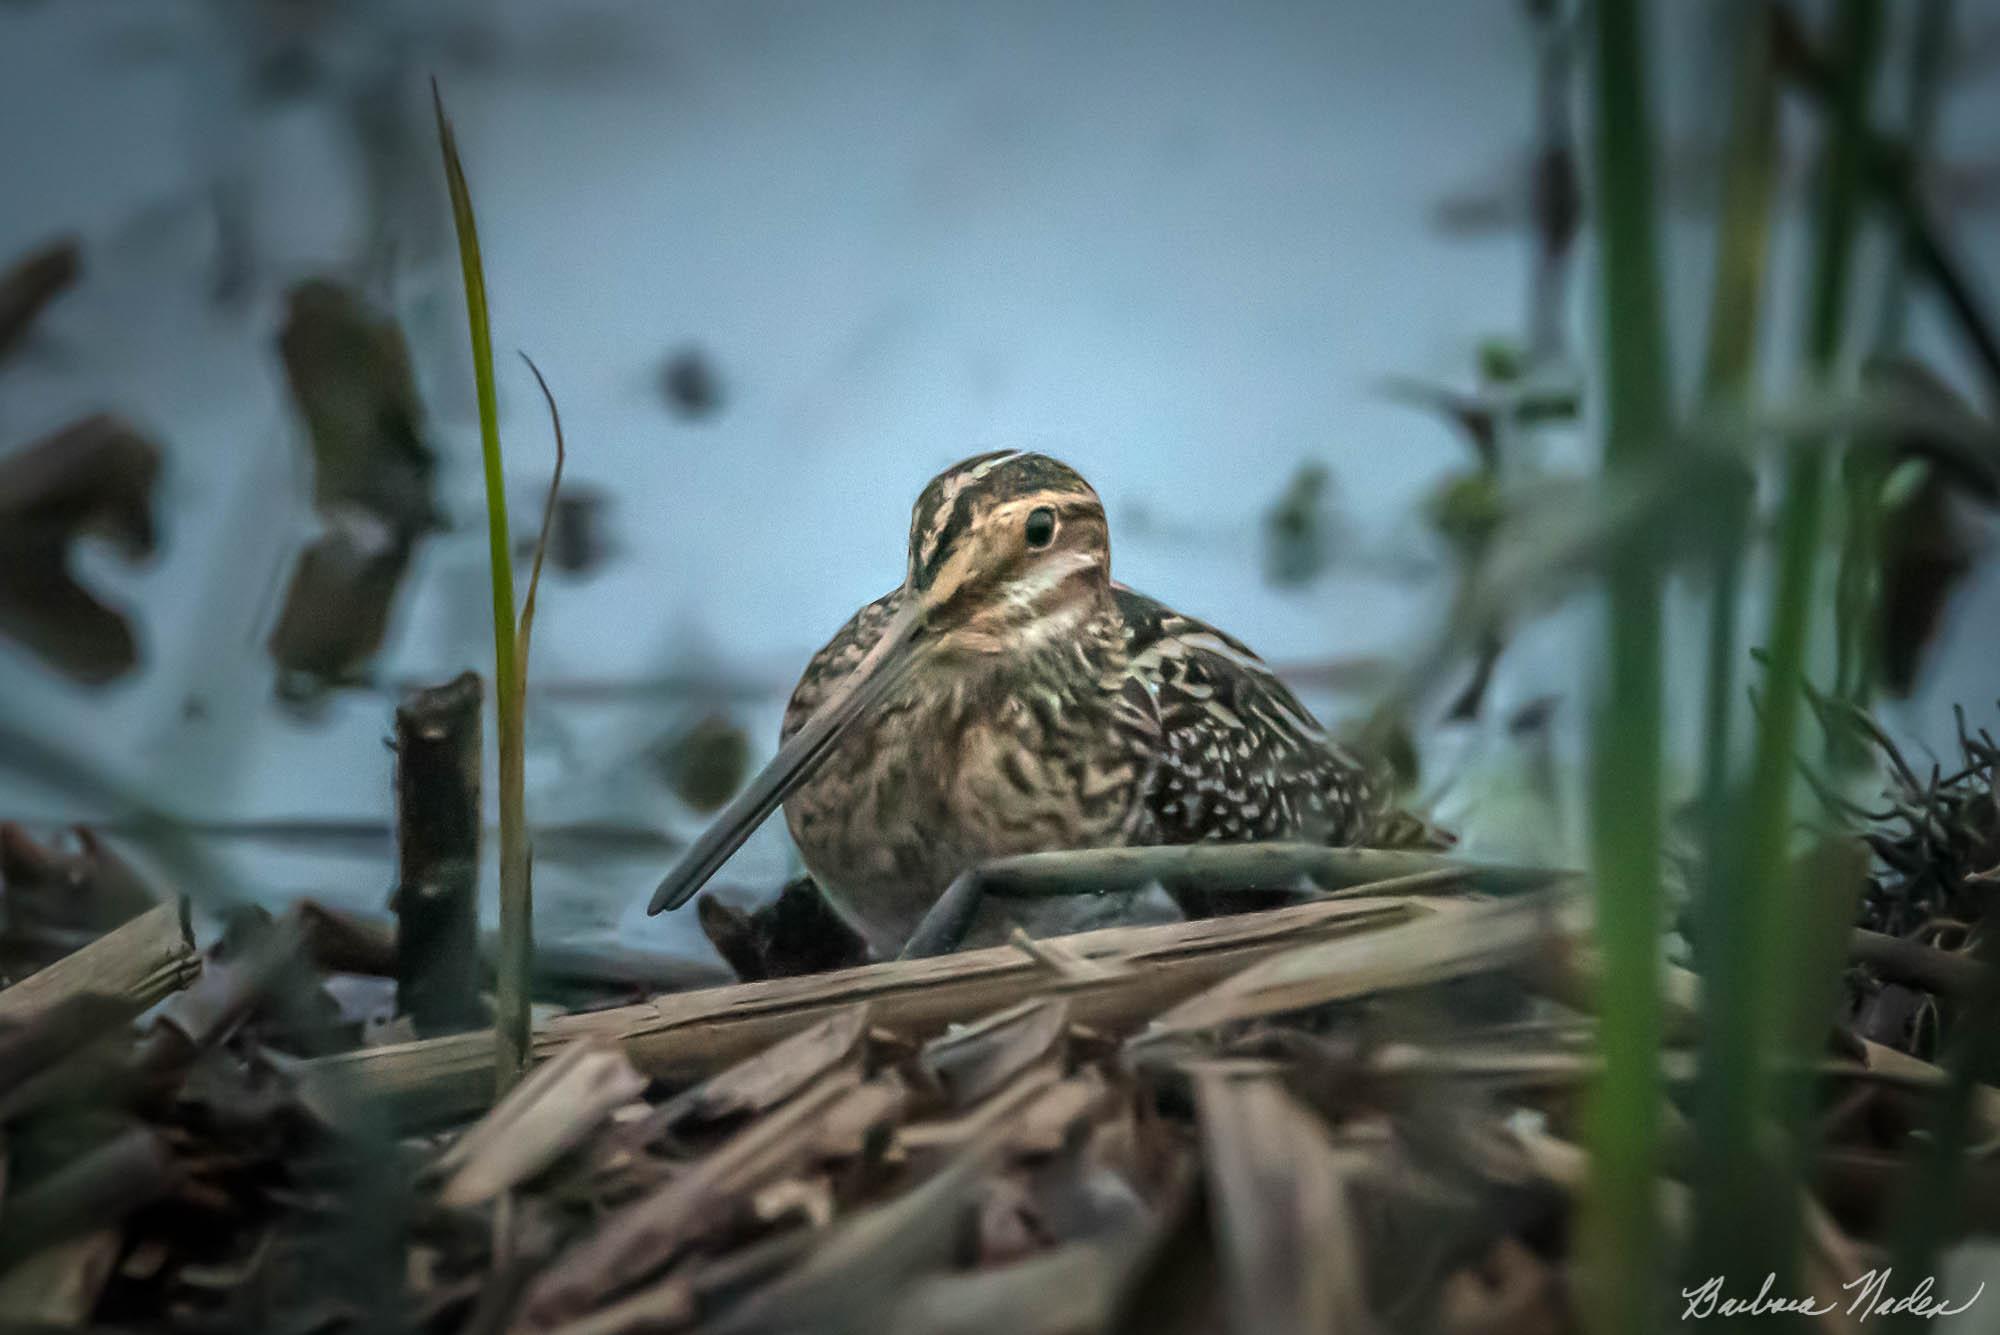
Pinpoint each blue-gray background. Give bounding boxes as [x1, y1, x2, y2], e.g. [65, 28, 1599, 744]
[3, 1, 1997, 964]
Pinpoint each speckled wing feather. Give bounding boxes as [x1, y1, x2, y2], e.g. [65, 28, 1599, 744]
[1107, 585, 1385, 847]
[782, 589, 904, 739]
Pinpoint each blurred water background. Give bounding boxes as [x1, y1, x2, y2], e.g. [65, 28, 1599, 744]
[3, 0, 1998, 967]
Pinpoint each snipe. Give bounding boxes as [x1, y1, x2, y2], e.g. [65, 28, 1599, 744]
[649, 450, 1421, 953]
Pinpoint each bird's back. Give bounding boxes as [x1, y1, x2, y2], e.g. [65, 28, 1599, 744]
[1104, 584, 1393, 849]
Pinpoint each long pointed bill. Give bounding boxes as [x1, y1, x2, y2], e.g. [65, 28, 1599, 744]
[648, 604, 925, 914]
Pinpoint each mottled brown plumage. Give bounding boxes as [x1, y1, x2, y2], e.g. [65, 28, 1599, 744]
[649, 449, 1415, 950]
[775, 451, 1394, 949]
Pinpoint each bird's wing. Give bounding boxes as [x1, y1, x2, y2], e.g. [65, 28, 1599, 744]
[781, 588, 904, 743]
[1108, 584, 1384, 846]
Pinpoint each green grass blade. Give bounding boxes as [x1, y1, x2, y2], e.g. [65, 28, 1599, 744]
[1582, 2, 1672, 1330]
[1688, 2, 1778, 1285]
[515, 351, 567, 672]
[1834, 0, 1953, 718]
[432, 81, 533, 1093]
[1708, 0, 1884, 1288]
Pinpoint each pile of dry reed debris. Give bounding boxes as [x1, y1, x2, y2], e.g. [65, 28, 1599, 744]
[0, 754, 1994, 1334]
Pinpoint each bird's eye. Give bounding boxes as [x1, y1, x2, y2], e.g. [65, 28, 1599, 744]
[1024, 506, 1057, 549]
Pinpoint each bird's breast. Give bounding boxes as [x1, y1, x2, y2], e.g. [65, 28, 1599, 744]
[781, 667, 1138, 941]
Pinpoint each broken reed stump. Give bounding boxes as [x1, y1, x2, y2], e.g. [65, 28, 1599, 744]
[298, 893, 1436, 1129]
[0, 900, 196, 1089]
[391, 672, 485, 1036]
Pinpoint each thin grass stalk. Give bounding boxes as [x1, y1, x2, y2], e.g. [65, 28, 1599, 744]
[1719, 0, 1884, 1290]
[1688, 0, 1780, 1283]
[1876, 5, 1995, 1314]
[1773, 0, 1886, 1239]
[1582, 2, 1672, 1330]
[433, 84, 533, 1092]
[1870, 0, 1952, 360]
[1834, 0, 1953, 716]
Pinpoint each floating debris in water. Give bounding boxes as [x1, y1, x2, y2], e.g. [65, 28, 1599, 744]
[660, 345, 724, 420]
[650, 712, 752, 814]
[0, 415, 160, 684]
[268, 280, 441, 701]
[1261, 460, 1338, 588]
[0, 236, 80, 365]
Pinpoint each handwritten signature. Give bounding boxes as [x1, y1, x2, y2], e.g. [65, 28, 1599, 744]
[1682, 1271, 1984, 1322]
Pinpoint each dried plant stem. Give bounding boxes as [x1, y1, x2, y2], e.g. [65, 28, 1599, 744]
[0, 903, 197, 1055]
[392, 671, 485, 1036]
[1582, 1, 1672, 1330]
[295, 893, 1430, 1130]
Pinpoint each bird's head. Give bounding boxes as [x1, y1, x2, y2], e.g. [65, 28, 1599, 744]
[902, 450, 1111, 654]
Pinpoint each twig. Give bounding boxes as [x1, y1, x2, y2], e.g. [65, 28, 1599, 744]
[900, 842, 1567, 959]
[0, 900, 197, 1083]
[0, 1128, 176, 1268]
[296, 893, 1432, 1130]
[436, 1037, 647, 1208]
[392, 672, 485, 1036]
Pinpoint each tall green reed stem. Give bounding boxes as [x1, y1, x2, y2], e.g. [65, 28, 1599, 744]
[1582, 2, 1671, 1330]
[1868, 2, 1991, 1313]
[1835, 0, 1954, 719]
[1689, 0, 1779, 1282]
[434, 85, 534, 1093]
[1712, 0, 1884, 1291]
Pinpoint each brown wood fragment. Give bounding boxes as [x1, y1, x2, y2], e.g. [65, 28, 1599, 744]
[392, 671, 485, 1036]
[1857, 1037, 2000, 1150]
[697, 1138, 1005, 1335]
[520, 1071, 862, 1328]
[0, 899, 196, 1089]
[921, 997, 1070, 1108]
[131, 908, 314, 1079]
[438, 1037, 649, 1209]
[1149, 891, 1576, 1035]
[297, 897, 399, 975]
[1011, 1068, 1116, 1159]
[0, 824, 158, 977]
[0, 1228, 120, 1326]
[896, 1066, 1063, 1160]
[656, 1004, 870, 1133]
[1436, 1236, 1563, 1335]
[299, 894, 1424, 1130]
[1193, 1067, 1374, 1335]
[1849, 926, 1992, 997]
[810, 1073, 911, 1162]
[537, 1272, 696, 1335]
[1106, 1165, 1225, 1335]
[1008, 926, 1128, 982]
